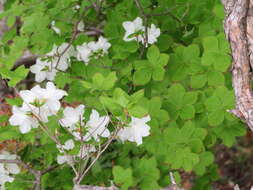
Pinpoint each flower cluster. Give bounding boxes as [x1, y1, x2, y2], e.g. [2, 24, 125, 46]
[7, 15, 155, 184]
[122, 17, 160, 46]
[60, 105, 110, 141]
[0, 151, 20, 190]
[76, 36, 111, 64]
[54, 105, 110, 164]
[9, 82, 67, 133]
[57, 143, 96, 165]
[30, 43, 75, 82]
[30, 36, 111, 83]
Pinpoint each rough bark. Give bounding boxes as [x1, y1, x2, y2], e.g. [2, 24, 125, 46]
[221, 0, 253, 131]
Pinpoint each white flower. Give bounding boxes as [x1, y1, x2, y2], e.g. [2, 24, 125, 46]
[118, 115, 151, 145]
[122, 17, 144, 42]
[20, 82, 67, 115]
[48, 43, 76, 71]
[77, 21, 85, 32]
[9, 104, 39, 134]
[76, 43, 92, 64]
[10, 82, 66, 133]
[60, 105, 85, 128]
[84, 110, 110, 141]
[147, 24, 160, 44]
[51, 20, 61, 34]
[122, 17, 160, 46]
[56, 139, 75, 153]
[30, 58, 58, 83]
[0, 152, 20, 174]
[57, 155, 74, 165]
[87, 36, 111, 56]
[30, 43, 75, 82]
[42, 82, 68, 114]
[76, 37, 111, 64]
[62, 139, 75, 150]
[0, 151, 20, 188]
[78, 144, 96, 159]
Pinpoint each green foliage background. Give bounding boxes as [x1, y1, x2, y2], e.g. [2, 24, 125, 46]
[0, 0, 246, 189]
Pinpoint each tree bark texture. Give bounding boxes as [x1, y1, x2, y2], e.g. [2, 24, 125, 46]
[222, 0, 253, 131]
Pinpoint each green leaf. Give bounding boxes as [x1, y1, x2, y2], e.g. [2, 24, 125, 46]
[133, 157, 160, 190]
[213, 53, 231, 72]
[205, 96, 221, 111]
[113, 166, 133, 190]
[183, 44, 200, 60]
[92, 73, 104, 88]
[169, 147, 199, 171]
[113, 88, 130, 107]
[208, 71, 225, 86]
[133, 68, 152, 85]
[183, 92, 198, 105]
[130, 90, 144, 104]
[167, 84, 186, 107]
[128, 105, 148, 118]
[147, 45, 160, 63]
[6, 97, 22, 106]
[157, 53, 169, 66]
[202, 36, 219, 52]
[180, 105, 195, 120]
[0, 126, 21, 141]
[152, 66, 165, 81]
[208, 109, 224, 126]
[190, 74, 207, 88]
[99, 96, 122, 115]
[201, 52, 216, 66]
[103, 72, 117, 90]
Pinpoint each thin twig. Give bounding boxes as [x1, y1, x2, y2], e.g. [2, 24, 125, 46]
[54, 5, 93, 69]
[75, 133, 116, 185]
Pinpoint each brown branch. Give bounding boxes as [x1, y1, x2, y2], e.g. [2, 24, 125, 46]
[54, 5, 93, 69]
[221, 0, 253, 130]
[11, 55, 38, 71]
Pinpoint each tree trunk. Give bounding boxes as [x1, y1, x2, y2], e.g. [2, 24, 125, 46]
[221, 0, 253, 130]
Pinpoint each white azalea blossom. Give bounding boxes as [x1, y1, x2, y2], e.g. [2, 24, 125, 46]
[48, 43, 76, 71]
[30, 58, 57, 83]
[9, 104, 39, 133]
[62, 139, 75, 150]
[56, 139, 75, 154]
[20, 82, 67, 115]
[118, 115, 151, 145]
[147, 24, 161, 44]
[76, 37, 111, 64]
[60, 105, 85, 129]
[87, 36, 111, 57]
[57, 155, 74, 165]
[122, 17, 144, 42]
[76, 43, 92, 64]
[84, 110, 110, 141]
[122, 17, 160, 46]
[30, 43, 75, 82]
[0, 151, 20, 190]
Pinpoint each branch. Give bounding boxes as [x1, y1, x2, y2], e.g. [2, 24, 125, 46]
[11, 55, 38, 71]
[221, 0, 253, 130]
